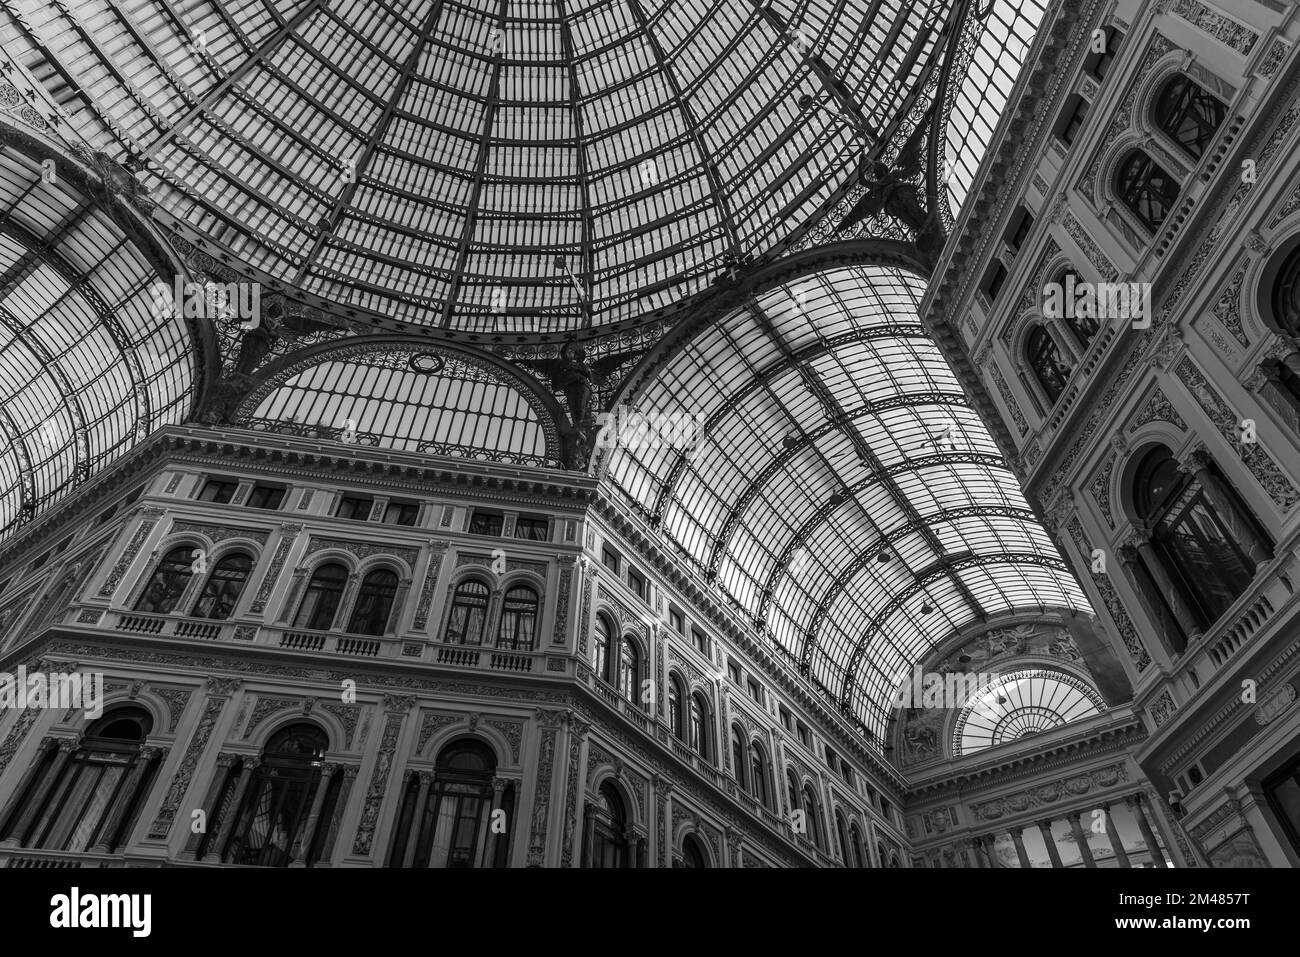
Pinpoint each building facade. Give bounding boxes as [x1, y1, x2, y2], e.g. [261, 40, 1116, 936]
[0, 0, 1297, 869]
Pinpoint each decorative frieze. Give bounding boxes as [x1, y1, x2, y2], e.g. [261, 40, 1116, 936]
[98, 513, 163, 597]
[1172, 0, 1258, 56]
[1062, 212, 1119, 282]
[527, 717, 561, 866]
[552, 563, 573, 644]
[1149, 689, 1178, 728]
[1129, 386, 1188, 432]
[1088, 455, 1116, 527]
[971, 762, 1127, 821]
[412, 541, 449, 630]
[351, 710, 405, 856]
[1210, 263, 1250, 347]
[148, 692, 226, 838]
[249, 524, 303, 614]
[306, 536, 418, 568]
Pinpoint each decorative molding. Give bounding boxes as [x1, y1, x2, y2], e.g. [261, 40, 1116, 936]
[148, 693, 226, 838]
[249, 524, 302, 613]
[971, 762, 1127, 821]
[351, 710, 404, 856]
[1172, 0, 1258, 56]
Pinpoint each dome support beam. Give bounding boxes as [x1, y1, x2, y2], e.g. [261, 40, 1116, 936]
[557, 0, 595, 328]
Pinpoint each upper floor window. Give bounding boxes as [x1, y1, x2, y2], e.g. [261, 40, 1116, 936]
[601, 546, 620, 573]
[514, 515, 549, 540]
[1154, 74, 1227, 161]
[198, 479, 237, 504]
[668, 674, 685, 740]
[246, 484, 286, 510]
[627, 567, 647, 602]
[1026, 325, 1072, 404]
[382, 501, 419, 526]
[1133, 445, 1269, 633]
[294, 563, 348, 630]
[467, 510, 503, 536]
[618, 637, 641, 706]
[797, 722, 811, 748]
[669, 608, 684, 633]
[690, 626, 708, 655]
[497, 584, 539, 651]
[983, 262, 1008, 300]
[346, 568, 398, 635]
[135, 545, 195, 614]
[746, 677, 763, 704]
[446, 579, 490, 645]
[803, 784, 823, 850]
[727, 660, 742, 684]
[1116, 149, 1179, 233]
[749, 741, 768, 807]
[779, 706, 793, 732]
[192, 552, 253, 620]
[335, 495, 374, 521]
[1057, 95, 1088, 146]
[592, 615, 613, 683]
[1086, 26, 1122, 81]
[1007, 207, 1033, 252]
[1048, 268, 1101, 349]
[689, 693, 710, 760]
[730, 726, 746, 786]
[825, 745, 839, 772]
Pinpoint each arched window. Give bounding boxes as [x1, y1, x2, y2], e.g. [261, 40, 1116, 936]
[803, 784, 823, 850]
[849, 823, 866, 867]
[592, 615, 613, 682]
[1116, 149, 1180, 232]
[668, 674, 685, 740]
[191, 552, 253, 620]
[294, 563, 348, 630]
[224, 723, 330, 867]
[689, 693, 710, 760]
[134, 545, 195, 613]
[749, 741, 768, 808]
[1026, 326, 1072, 403]
[421, 741, 499, 868]
[446, 579, 490, 645]
[1051, 267, 1101, 348]
[0, 707, 158, 852]
[618, 636, 640, 705]
[1272, 244, 1300, 336]
[347, 568, 398, 635]
[681, 834, 707, 868]
[730, 725, 746, 787]
[1133, 445, 1266, 629]
[586, 781, 630, 868]
[786, 771, 800, 817]
[835, 809, 851, 863]
[1154, 74, 1227, 160]
[496, 584, 539, 650]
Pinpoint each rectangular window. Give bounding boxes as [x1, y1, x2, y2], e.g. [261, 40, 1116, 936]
[1087, 27, 1122, 81]
[880, 798, 892, 819]
[779, 706, 793, 731]
[984, 262, 1008, 300]
[691, 627, 708, 655]
[468, 511, 504, 536]
[627, 567, 647, 601]
[825, 746, 839, 772]
[670, 608, 684, 633]
[246, 485, 286, 510]
[1008, 208, 1033, 251]
[746, 677, 763, 705]
[198, 479, 238, 504]
[797, 722, 810, 748]
[382, 501, 419, 526]
[842, 765, 855, 787]
[1057, 95, 1088, 146]
[727, 661, 741, 685]
[514, 515, 550, 540]
[335, 495, 375, 521]
[1264, 754, 1300, 857]
[601, 546, 620, 573]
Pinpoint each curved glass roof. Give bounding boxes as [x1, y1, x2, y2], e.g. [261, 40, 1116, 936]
[604, 266, 1087, 741]
[953, 669, 1104, 756]
[0, 145, 195, 538]
[13, 0, 969, 331]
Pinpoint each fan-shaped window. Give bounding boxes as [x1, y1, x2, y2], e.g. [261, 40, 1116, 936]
[689, 693, 710, 761]
[730, 726, 746, 787]
[496, 585, 539, 651]
[618, 637, 640, 706]
[749, 741, 768, 807]
[1154, 74, 1227, 160]
[592, 615, 613, 683]
[0, 707, 157, 853]
[223, 723, 330, 867]
[347, 569, 399, 635]
[244, 347, 554, 466]
[1116, 149, 1180, 232]
[1133, 445, 1265, 629]
[954, 669, 1105, 756]
[681, 835, 707, 868]
[191, 552, 253, 620]
[668, 674, 685, 740]
[294, 563, 348, 630]
[134, 546, 196, 614]
[586, 782, 630, 869]
[446, 579, 490, 645]
[1026, 326, 1072, 404]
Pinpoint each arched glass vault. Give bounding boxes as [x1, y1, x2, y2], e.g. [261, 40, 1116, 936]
[604, 266, 1087, 742]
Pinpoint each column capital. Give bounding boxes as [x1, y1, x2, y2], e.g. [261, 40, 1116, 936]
[491, 776, 509, 793]
[1176, 443, 1214, 475]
